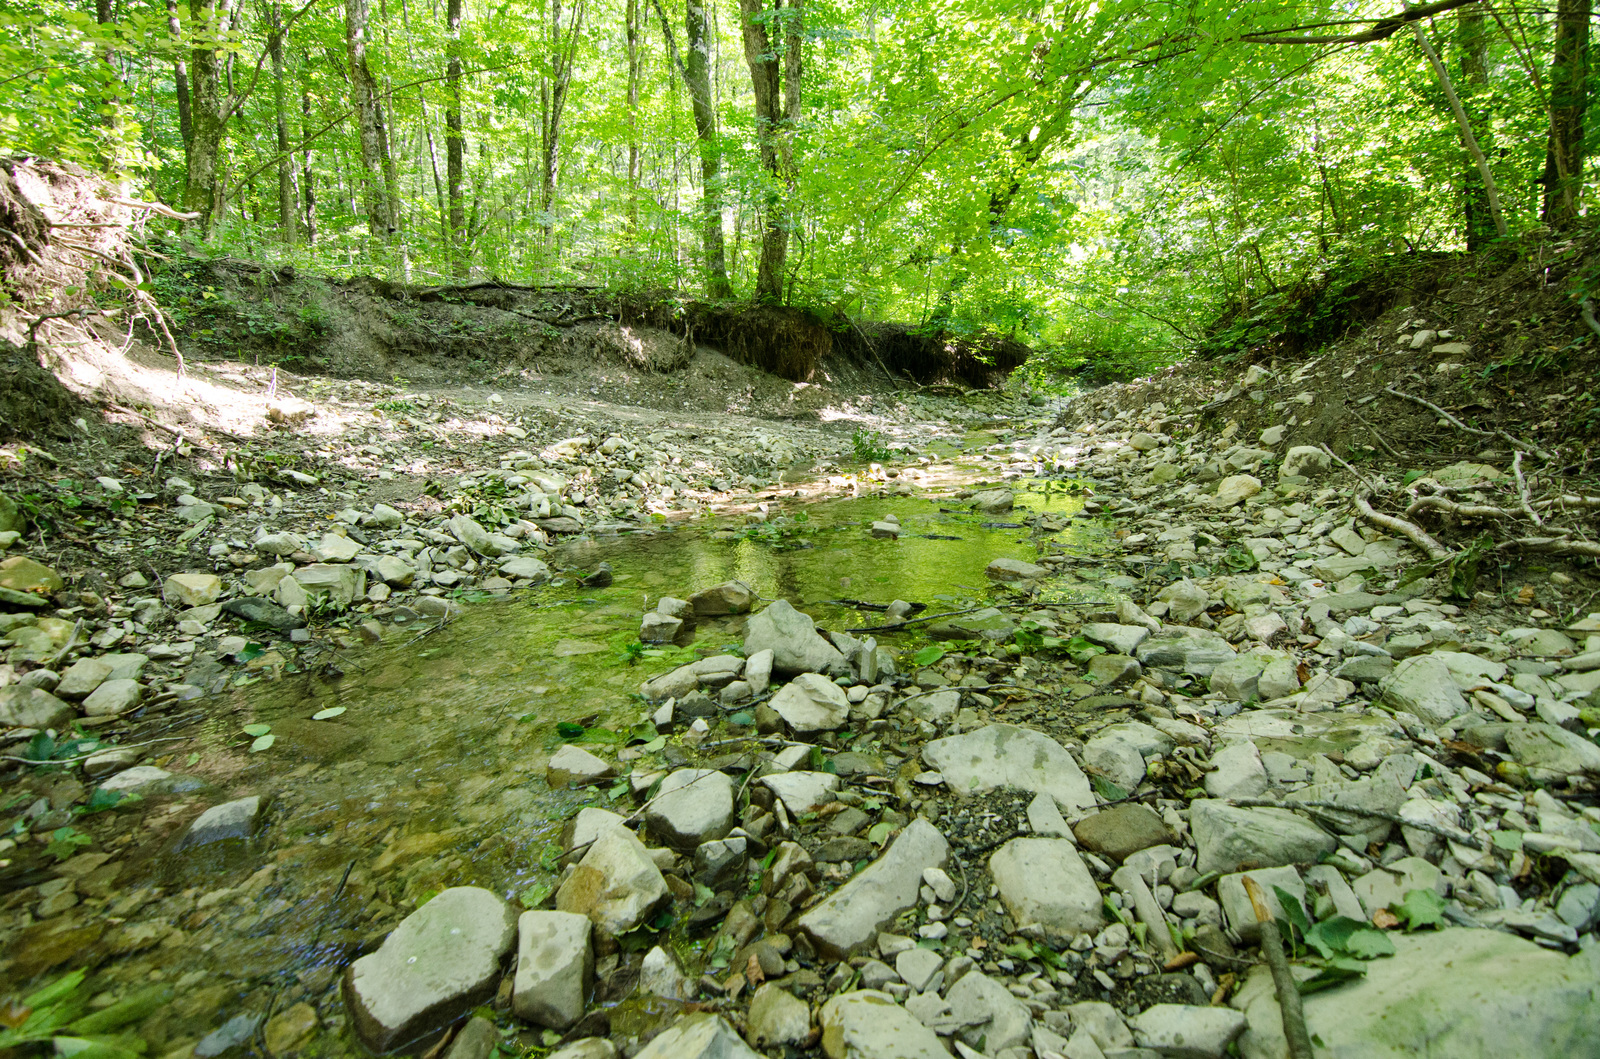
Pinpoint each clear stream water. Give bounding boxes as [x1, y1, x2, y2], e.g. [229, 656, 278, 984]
[11, 484, 1111, 1057]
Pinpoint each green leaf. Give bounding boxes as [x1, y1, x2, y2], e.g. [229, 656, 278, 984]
[575, 726, 623, 745]
[185, 753, 201, 766]
[1392, 888, 1446, 931]
[1297, 956, 1368, 995]
[1342, 928, 1396, 959]
[249, 734, 276, 752]
[1491, 830, 1524, 851]
[1090, 774, 1128, 802]
[46, 826, 92, 862]
[311, 707, 346, 719]
[556, 721, 587, 738]
[912, 645, 946, 667]
[241, 723, 271, 737]
[729, 711, 754, 727]
[1272, 885, 1313, 939]
[866, 821, 894, 846]
[641, 736, 667, 753]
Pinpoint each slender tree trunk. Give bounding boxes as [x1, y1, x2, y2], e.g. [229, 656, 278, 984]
[1543, 0, 1591, 227]
[737, 0, 791, 302]
[346, 0, 399, 253]
[539, 0, 584, 239]
[268, 2, 298, 246]
[167, 0, 193, 165]
[95, 0, 121, 169]
[1455, 5, 1493, 249]
[625, 0, 642, 232]
[445, 0, 467, 276]
[184, 0, 236, 233]
[1414, 23, 1507, 238]
[299, 71, 318, 246]
[685, 0, 731, 295]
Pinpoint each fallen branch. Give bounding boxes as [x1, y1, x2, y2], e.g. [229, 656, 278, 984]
[1582, 298, 1600, 340]
[1353, 493, 1453, 561]
[1319, 443, 1380, 498]
[1243, 876, 1315, 1059]
[1383, 386, 1551, 461]
[1512, 451, 1542, 526]
[1404, 495, 1514, 521]
[1, 735, 189, 766]
[1501, 537, 1600, 559]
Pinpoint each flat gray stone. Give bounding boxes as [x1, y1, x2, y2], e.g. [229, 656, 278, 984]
[1505, 722, 1600, 779]
[556, 826, 668, 936]
[926, 607, 1017, 642]
[1190, 799, 1336, 875]
[547, 744, 615, 789]
[689, 580, 756, 616]
[344, 886, 517, 1053]
[633, 1013, 761, 1059]
[970, 489, 1015, 513]
[82, 678, 143, 717]
[1233, 929, 1600, 1059]
[986, 557, 1048, 582]
[1216, 866, 1305, 942]
[761, 771, 840, 815]
[798, 819, 948, 958]
[512, 911, 592, 1030]
[1131, 1004, 1247, 1058]
[990, 838, 1104, 936]
[1083, 622, 1151, 656]
[1378, 654, 1468, 725]
[645, 769, 735, 850]
[0, 686, 75, 729]
[820, 991, 948, 1059]
[946, 969, 1032, 1053]
[769, 673, 850, 732]
[922, 724, 1094, 812]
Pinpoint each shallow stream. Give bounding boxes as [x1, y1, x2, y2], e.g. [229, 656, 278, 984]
[12, 484, 1112, 1057]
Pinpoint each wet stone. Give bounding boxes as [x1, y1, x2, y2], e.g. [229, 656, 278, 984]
[820, 990, 948, 1059]
[178, 796, 264, 851]
[344, 887, 517, 1053]
[1073, 803, 1177, 862]
[512, 911, 593, 1030]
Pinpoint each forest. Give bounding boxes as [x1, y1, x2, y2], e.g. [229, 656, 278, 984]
[0, 0, 1592, 380]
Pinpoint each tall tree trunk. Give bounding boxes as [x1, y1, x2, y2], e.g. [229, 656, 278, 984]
[445, 0, 467, 277]
[539, 0, 584, 239]
[184, 0, 236, 233]
[167, 0, 193, 165]
[737, 0, 793, 302]
[1543, 0, 1591, 227]
[685, 0, 731, 295]
[625, 0, 643, 232]
[1455, 5, 1493, 249]
[268, 2, 298, 246]
[95, 0, 121, 169]
[299, 70, 318, 246]
[346, 0, 399, 252]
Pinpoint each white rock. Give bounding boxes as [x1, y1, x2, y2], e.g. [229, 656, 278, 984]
[512, 911, 592, 1029]
[1131, 1004, 1247, 1058]
[990, 838, 1104, 936]
[769, 673, 851, 731]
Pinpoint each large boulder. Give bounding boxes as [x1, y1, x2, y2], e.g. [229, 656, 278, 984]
[820, 991, 948, 1059]
[343, 887, 517, 1053]
[1378, 654, 1469, 725]
[922, 724, 1094, 812]
[743, 599, 844, 675]
[1233, 929, 1600, 1059]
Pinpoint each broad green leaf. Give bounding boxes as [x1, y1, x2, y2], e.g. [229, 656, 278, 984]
[912, 645, 945, 667]
[311, 707, 346, 719]
[1342, 928, 1396, 959]
[866, 821, 894, 846]
[241, 723, 271, 737]
[1392, 888, 1446, 931]
[249, 734, 276, 752]
[1272, 885, 1313, 939]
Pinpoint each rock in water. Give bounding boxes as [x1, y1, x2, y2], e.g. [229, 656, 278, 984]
[343, 887, 517, 1053]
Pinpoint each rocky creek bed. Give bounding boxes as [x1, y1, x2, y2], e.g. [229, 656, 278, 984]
[3, 367, 1600, 1059]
